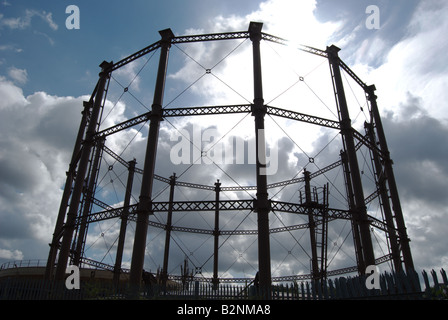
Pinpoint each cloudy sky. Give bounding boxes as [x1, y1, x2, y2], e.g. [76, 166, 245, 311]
[1, 0, 447, 281]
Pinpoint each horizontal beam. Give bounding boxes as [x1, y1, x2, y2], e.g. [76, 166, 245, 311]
[266, 105, 340, 129]
[146, 219, 309, 236]
[95, 112, 151, 140]
[95, 104, 339, 143]
[166, 253, 393, 283]
[76, 253, 391, 284]
[102, 145, 131, 169]
[154, 199, 255, 212]
[94, 105, 252, 140]
[163, 104, 252, 117]
[80, 199, 344, 224]
[82, 197, 390, 234]
[107, 31, 328, 74]
[261, 33, 328, 58]
[106, 30, 368, 96]
[109, 41, 161, 72]
[102, 141, 344, 192]
[271, 200, 350, 220]
[78, 200, 254, 225]
[172, 31, 250, 44]
[339, 59, 368, 91]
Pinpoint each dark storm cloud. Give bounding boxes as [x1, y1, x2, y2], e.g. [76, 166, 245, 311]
[382, 94, 448, 206]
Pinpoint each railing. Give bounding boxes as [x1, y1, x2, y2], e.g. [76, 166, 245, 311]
[0, 260, 46, 270]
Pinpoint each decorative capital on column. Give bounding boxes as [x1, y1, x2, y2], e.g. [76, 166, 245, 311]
[366, 84, 377, 100]
[159, 28, 175, 43]
[99, 60, 113, 74]
[215, 179, 221, 192]
[249, 21, 263, 42]
[170, 173, 177, 185]
[326, 44, 341, 55]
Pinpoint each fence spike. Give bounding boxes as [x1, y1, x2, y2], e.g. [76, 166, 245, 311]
[431, 269, 440, 291]
[327, 278, 335, 299]
[440, 268, 448, 286]
[305, 281, 311, 300]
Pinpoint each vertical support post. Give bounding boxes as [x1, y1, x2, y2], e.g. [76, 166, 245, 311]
[366, 85, 414, 271]
[319, 183, 329, 282]
[55, 61, 113, 281]
[304, 170, 319, 280]
[249, 21, 271, 298]
[340, 151, 365, 272]
[161, 173, 176, 289]
[129, 28, 174, 290]
[113, 159, 136, 287]
[45, 100, 92, 280]
[73, 137, 105, 266]
[327, 45, 375, 270]
[365, 122, 402, 272]
[212, 179, 221, 290]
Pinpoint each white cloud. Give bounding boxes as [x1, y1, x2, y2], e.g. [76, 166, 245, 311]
[0, 77, 28, 109]
[0, 80, 84, 257]
[0, 248, 23, 260]
[249, 0, 341, 47]
[0, 9, 58, 31]
[8, 67, 28, 84]
[351, 0, 448, 120]
[0, 44, 23, 53]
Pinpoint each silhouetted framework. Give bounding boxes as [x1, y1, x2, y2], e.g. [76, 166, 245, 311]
[45, 22, 414, 298]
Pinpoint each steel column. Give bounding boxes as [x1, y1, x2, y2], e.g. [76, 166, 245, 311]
[340, 151, 365, 272]
[113, 159, 136, 287]
[212, 180, 221, 290]
[319, 183, 329, 282]
[55, 61, 112, 281]
[73, 137, 105, 266]
[249, 22, 271, 297]
[365, 122, 401, 272]
[327, 45, 375, 270]
[161, 173, 176, 289]
[366, 85, 414, 271]
[129, 28, 174, 290]
[45, 100, 92, 280]
[304, 170, 319, 280]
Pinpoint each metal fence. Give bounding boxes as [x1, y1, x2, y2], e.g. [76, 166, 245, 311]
[0, 268, 446, 300]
